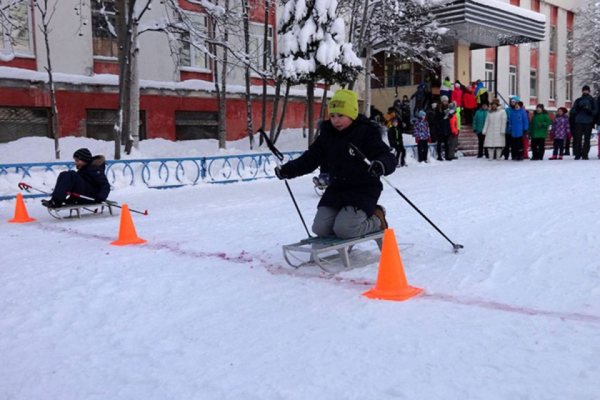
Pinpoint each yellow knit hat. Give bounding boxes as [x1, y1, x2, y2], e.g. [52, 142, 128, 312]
[328, 89, 359, 120]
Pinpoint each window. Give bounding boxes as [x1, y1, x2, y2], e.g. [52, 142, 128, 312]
[566, 29, 573, 58]
[249, 22, 273, 72]
[0, 107, 50, 143]
[509, 65, 518, 97]
[175, 111, 218, 140]
[180, 13, 210, 71]
[549, 26, 557, 53]
[0, 1, 32, 54]
[384, 57, 412, 88]
[566, 75, 572, 101]
[549, 72, 555, 100]
[530, 69, 537, 97]
[91, 0, 118, 58]
[485, 62, 495, 94]
[86, 109, 146, 141]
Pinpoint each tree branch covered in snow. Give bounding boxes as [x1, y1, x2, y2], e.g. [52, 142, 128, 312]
[346, 0, 445, 72]
[569, 1, 600, 93]
[277, 0, 362, 85]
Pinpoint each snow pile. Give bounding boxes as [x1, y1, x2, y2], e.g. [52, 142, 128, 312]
[0, 129, 314, 164]
[0, 157, 599, 399]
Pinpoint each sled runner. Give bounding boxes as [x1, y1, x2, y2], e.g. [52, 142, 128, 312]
[283, 231, 384, 273]
[46, 202, 115, 220]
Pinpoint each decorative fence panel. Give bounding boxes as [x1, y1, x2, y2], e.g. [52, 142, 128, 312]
[0, 145, 434, 200]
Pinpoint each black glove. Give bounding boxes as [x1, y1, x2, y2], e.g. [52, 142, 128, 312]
[368, 160, 385, 177]
[274, 166, 289, 180]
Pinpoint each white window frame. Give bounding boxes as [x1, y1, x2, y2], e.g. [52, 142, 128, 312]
[509, 65, 518, 97]
[0, 1, 34, 58]
[485, 62, 495, 94]
[249, 21, 273, 76]
[566, 75, 572, 102]
[179, 12, 210, 73]
[549, 72, 555, 100]
[530, 69, 537, 98]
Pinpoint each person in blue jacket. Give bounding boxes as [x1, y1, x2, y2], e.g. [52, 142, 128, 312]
[507, 102, 529, 161]
[42, 148, 111, 208]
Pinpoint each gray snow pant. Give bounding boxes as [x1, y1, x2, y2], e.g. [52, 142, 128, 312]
[312, 206, 382, 239]
[448, 135, 458, 160]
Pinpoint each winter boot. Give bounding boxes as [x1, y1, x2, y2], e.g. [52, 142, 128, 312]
[558, 155, 563, 160]
[373, 205, 388, 231]
[549, 155, 557, 160]
[41, 197, 63, 209]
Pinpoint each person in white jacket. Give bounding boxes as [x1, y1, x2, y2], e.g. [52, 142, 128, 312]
[482, 99, 507, 160]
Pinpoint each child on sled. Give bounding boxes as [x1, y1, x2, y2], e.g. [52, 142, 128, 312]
[275, 89, 396, 239]
[42, 148, 111, 209]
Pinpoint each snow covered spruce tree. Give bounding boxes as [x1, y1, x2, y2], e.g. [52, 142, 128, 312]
[343, 0, 444, 113]
[569, 0, 600, 93]
[278, 0, 362, 145]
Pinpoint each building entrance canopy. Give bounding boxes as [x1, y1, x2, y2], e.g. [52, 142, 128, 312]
[433, 0, 546, 52]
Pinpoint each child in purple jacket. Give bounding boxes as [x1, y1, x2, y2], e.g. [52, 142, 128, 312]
[413, 111, 431, 163]
[550, 107, 570, 160]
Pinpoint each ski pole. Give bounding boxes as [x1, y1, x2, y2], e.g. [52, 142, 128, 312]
[18, 182, 100, 214]
[258, 129, 313, 238]
[348, 144, 464, 253]
[67, 192, 149, 216]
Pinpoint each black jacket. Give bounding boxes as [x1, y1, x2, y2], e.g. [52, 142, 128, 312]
[78, 156, 111, 201]
[387, 126, 404, 148]
[570, 94, 598, 124]
[281, 115, 396, 216]
[434, 106, 452, 138]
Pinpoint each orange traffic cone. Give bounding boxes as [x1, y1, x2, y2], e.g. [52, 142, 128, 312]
[362, 228, 423, 301]
[110, 204, 147, 246]
[8, 194, 36, 223]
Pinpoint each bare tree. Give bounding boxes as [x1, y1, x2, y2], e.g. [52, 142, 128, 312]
[569, 1, 600, 93]
[242, 0, 254, 149]
[33, 0, 60, 159]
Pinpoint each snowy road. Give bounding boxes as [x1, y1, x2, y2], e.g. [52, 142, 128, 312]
[1, 157, 599, 399]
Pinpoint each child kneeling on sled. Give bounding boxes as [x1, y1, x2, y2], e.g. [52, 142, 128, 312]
[42, 148, 111, 209]
[275, 89, 396, 239]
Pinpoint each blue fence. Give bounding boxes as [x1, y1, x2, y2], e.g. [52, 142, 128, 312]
[0, 145, 435, 201]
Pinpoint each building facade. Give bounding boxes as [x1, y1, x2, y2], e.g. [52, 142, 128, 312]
[371, 0, 584, 113]
[0, 0, 315, 144]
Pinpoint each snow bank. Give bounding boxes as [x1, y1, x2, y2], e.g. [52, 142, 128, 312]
[0, 129, 313, 164]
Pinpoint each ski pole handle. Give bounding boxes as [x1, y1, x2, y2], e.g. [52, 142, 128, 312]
[18, 182, 51, 195]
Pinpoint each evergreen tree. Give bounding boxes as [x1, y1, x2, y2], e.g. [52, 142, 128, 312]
[278, 0, 362, 144]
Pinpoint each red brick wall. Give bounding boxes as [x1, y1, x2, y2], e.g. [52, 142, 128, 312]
[0, 86, 316, 141]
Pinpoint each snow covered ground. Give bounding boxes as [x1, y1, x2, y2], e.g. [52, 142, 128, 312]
[1, 151, 599, 399]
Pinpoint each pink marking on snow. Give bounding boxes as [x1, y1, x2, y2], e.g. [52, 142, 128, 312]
[33, 223, 600, 325]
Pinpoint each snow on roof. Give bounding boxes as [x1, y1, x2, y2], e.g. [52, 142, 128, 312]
[470, 0, 546, 22]
[0, 67, 325, 98]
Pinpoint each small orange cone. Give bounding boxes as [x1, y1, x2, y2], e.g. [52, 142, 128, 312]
[362, 228, 423, 301]
[110, 204, 147, 246]
[8, 194, 36, 223]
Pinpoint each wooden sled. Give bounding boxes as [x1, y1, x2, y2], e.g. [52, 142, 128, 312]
[283, 231, 384, 273]
[47, 202, 115, 220]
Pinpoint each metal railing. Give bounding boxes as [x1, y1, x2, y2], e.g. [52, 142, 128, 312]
[0, 146, 443, 201]
[0, 152, 304, 201]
